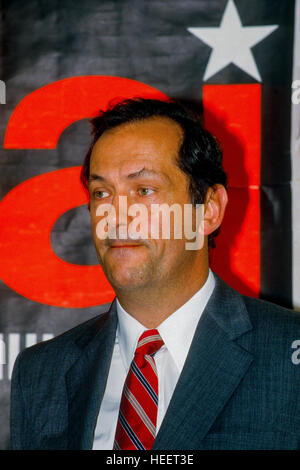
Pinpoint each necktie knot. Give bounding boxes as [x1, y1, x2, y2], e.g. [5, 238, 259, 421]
[135, 329, 164, 357]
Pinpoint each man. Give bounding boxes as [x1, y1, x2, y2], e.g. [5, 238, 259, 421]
[10, 98, 300, 450]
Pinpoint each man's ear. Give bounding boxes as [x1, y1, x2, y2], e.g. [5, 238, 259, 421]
[202, 184, 228, 236]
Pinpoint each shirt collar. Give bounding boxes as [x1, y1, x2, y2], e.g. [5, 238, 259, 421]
[116, 301, 146, 373]
[116, 269, 215, 373]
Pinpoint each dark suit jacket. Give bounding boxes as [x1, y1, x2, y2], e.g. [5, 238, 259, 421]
[10, 274, 300, 450]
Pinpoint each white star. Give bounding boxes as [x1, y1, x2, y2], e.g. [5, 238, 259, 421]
[187, 0, 278, 81]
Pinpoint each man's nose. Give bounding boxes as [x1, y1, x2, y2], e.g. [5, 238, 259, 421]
[111, 194, 128, 223]
[109, 194, 133, 239]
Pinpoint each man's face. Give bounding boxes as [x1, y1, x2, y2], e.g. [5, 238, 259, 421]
[88, 116, 204, 292]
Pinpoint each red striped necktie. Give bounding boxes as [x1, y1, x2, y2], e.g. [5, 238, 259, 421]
[113, 329, 164, 450]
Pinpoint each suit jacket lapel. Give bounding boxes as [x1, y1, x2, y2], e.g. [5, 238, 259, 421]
[65, 300, 118, 450]
[153, 275, 254, 450]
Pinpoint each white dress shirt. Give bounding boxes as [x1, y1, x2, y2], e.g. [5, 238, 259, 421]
[92, 269, 215, 449]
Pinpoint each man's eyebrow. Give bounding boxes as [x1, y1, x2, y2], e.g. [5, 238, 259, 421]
[88, 174, 106, 184]
[88, 168, 170, 184]
[127, 167, 167, 180]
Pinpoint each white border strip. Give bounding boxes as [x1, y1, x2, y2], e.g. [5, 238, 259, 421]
[291, 0, 300, 310]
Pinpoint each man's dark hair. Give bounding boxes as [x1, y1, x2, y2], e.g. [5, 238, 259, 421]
[81, 97, 227, 247]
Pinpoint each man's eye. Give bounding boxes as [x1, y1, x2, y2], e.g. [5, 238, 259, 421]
[94, 190, 109, 199]
[138, 188, 154, 196]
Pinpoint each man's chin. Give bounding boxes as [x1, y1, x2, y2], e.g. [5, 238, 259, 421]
[107, 274, 148, 291]
[97, 244, 153, 288]
[103, 264, 152, 291]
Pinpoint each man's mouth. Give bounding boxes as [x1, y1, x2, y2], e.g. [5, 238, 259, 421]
[107, 241, 144, 249]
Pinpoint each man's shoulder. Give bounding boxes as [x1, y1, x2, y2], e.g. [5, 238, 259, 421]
[242, 293, 300, 331]
[237, 292, 300, 364]
[15, 308, 111, 374]
[214, 273, 300, 328]
[212, 278, 300, 387]
[211, 273, 300, 339]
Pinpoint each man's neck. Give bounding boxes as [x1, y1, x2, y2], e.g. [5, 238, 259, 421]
[115, 268, 209, 328]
